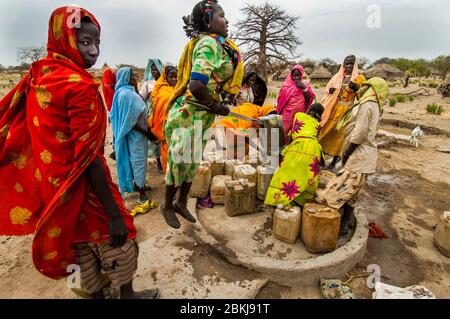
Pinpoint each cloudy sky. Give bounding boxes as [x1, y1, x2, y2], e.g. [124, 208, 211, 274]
[1, 0, 449, 68]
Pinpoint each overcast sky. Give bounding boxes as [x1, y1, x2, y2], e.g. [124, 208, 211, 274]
[1, 0, 449, 68]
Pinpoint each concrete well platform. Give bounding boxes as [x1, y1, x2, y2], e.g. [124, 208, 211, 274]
[192, 201, 369, 287]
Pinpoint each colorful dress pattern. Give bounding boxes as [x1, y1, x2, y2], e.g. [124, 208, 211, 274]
[164, 35, 235, 187]
[319, 74, 366, 156]
[265, 112, 323, 207]
[0, 7, 136, 279]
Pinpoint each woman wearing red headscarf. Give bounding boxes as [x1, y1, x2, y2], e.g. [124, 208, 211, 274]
[101, 67, 116, 112]
[0, 6, 158, 299]
[277, 65, 315, 144]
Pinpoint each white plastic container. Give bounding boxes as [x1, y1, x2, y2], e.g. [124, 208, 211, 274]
[233, 164, 257, 184]
[224, 159, 243, 176]
[190, 162, 211, 198]
[204, 151, 224, 178]
[257, 165, 275, 201]
[273, 205, 302, 244]
[210, 175, 232, 204]
[433, 211, 450, 257]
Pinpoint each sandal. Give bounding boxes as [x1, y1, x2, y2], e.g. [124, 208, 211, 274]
[131, 200, 159, 217]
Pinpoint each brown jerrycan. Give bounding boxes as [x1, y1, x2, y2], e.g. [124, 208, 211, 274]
[204, 151, 224, 178]
[301, 203, 341, 253]
[210, 175, 232, 205]
[189, 162, 211, 198]
[224, 179, 256, 217]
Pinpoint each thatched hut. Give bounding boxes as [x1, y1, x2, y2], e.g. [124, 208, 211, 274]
[364, 64, 403, 81]
[309, 66, 332, 83]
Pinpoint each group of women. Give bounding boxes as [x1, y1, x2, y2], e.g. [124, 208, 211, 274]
[0, 0, 389, 298]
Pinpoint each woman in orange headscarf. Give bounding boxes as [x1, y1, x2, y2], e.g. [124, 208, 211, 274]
[0, 6, 157, 299]
[318, 55, 366, 170]
[148, 65, 178, 173]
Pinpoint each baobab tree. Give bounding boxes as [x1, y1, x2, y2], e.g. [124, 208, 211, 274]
[233, 2, 301, 82]
[16, 46, 46, 65]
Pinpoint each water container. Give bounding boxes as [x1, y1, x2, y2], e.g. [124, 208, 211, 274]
[189, 162, 211, 198]
[301, 203, 341, 253]
[224, 179, 256, 217]
[273, 205, 302, 244]
[233, 164, 257, 184]
[318, 170, 336, 189]
[210, 175, 232, 205]
[257, 165, 275, 201]
[224, 159, 243, 176]
[204, 151, 224, 178]
[433, 211, 450, 257]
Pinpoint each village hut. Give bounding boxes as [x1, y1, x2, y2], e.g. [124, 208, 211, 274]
[309, 65, 333, 83]
[364, 63, 403, 81]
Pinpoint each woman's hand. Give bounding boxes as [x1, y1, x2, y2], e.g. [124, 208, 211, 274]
[108, 215, 128, 248]
[348, 81, 359, 92]
[207, 101, 230, 116]
[295, 79, 306, 90]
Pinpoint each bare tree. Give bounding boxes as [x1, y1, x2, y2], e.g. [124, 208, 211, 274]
[233, 2, 301, 82]
[17, 46, 46, 64]
[357, 57, 370, 70]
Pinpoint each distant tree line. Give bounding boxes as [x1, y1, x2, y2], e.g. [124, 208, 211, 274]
[369, 55, 450, 79]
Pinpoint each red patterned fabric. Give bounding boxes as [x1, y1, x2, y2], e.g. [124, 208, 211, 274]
[101, 68, 116, 111]
[0, 6, 136, 279]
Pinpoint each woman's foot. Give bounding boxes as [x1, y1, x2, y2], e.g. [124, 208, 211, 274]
[159, 203, 181, 229]
[173, 202, 197, 223]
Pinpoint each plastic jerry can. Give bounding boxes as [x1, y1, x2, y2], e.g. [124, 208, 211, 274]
[257, 165, 275, 201]
[210, 175, 232, 205]
[224, 159, 243, 176]
[433, 211, 450, 257]
[273, 205, 302, 244]
[233, 164, 257, 184]
[224, 179, 256, 217]
[318, 170, 336, 189]
[189, 162, 211, 198]
[204, 151, 224, 178]
[301, 203, 341, 253]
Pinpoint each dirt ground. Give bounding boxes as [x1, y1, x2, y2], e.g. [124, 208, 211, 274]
[0, 76, 449, 299]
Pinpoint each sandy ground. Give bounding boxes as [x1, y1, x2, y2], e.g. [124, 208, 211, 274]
[0, 78, 449, 299]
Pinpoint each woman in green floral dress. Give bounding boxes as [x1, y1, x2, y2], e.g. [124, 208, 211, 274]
[265, 104, 325, 207]
[160, 0, 244, 229]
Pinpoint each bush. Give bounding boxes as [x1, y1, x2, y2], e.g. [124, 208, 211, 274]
[408, 96, 414, 102]
[396, 94, 406, 103]
[389, 97, 397, 107]
[426, 103, 444, 115]
[428, 82, 438, 88]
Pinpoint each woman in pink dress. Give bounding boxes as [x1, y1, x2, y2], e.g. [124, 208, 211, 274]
[277, 65, 315, 144]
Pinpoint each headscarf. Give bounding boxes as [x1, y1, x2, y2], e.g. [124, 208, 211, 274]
[336, 77, 389, 130]
[149, 66, 177, 141]
[320, 55, 360, 127]
[110, 68, 147, 194]
[143, 59, 165, 82]
[0, 6, 136, 279]
[243, 72, 268, 106]
[276, 65, 315, 114]
[101, 67, 116, 111]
